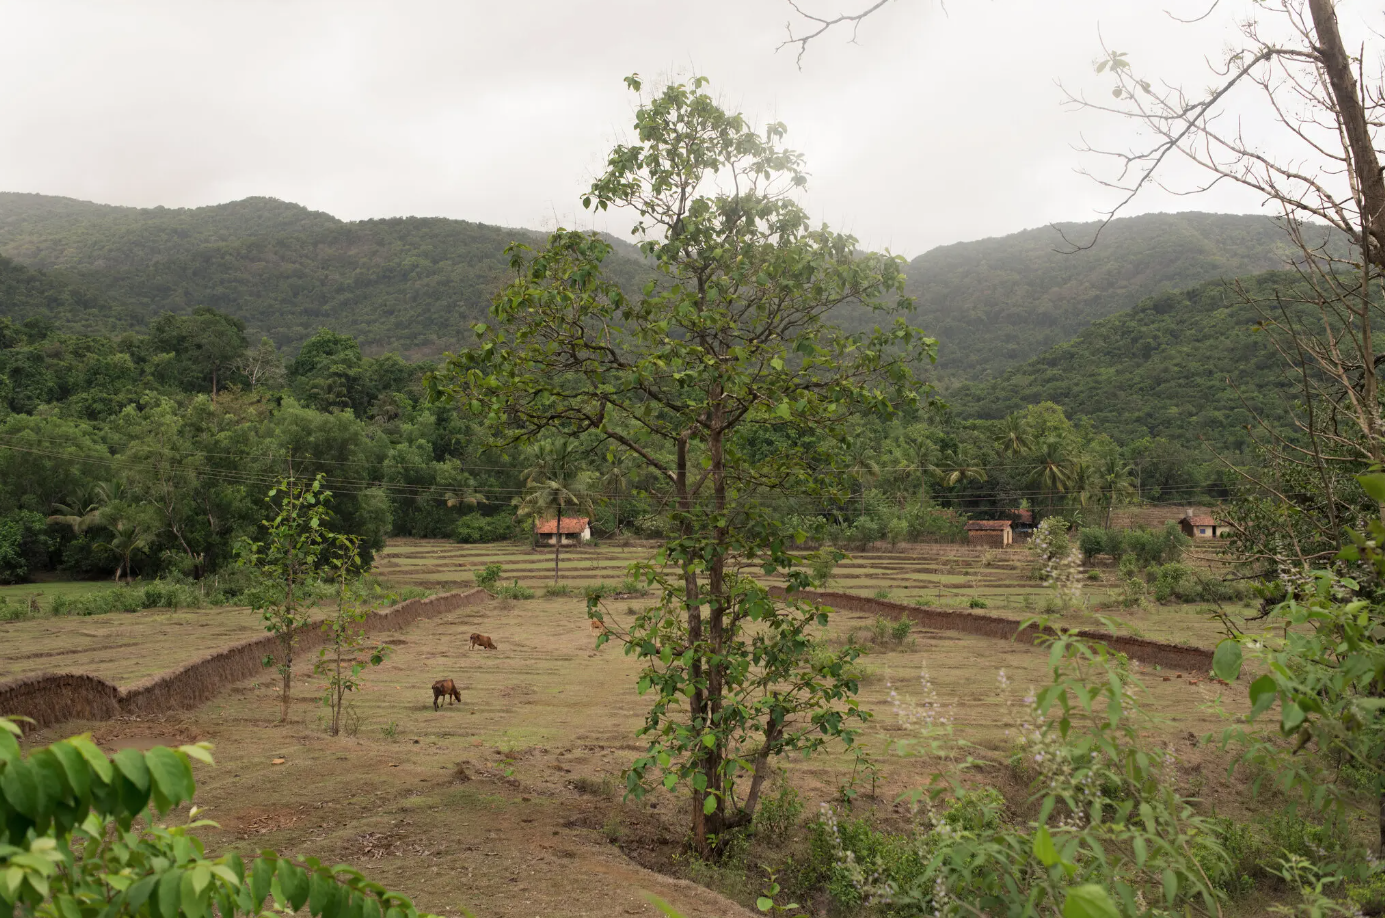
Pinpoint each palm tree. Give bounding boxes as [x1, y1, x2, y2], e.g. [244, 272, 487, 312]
[844, 437, 881, 520]
[1027, 436, 1079, 519]
[996, 413, 1034, 459]
[518, 439, 596, 583]
[928, 445, 988, 506]
[893, 426, 935, 503]
[49, 479, 127, 535]
[600, 451, 640, 538]
[48, 489, 102, 535]
[100, 516, 155, 584]
[1088, 453, 1137, 528]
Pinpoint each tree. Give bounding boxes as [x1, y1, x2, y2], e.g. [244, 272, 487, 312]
[239, 474, 333, 724]
[515, 439, 595, 584]
[433, 75, 932, 854]
[600, 449, 641, 538]
[1027, 435, 1078, 519]
[237, 335, 287, 388]
[99, 512, 156, 583]
[150, 306, 248, 397]
[994, 411, 1033, 459]
[316, 535, 390, 737]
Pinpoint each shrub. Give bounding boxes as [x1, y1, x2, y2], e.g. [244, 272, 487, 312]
[494, 579, 534, 600]
[1149, 563, 1246, 604]
[808, 547, 840, 588]
[473, 563, 503, 589]
[1078, 527, 1106, 563]
[48, 580, 205, 617]
[543, 583, 573, 597]
[454, 512, 515, 544]
[752, 774, 803, 844]
[967, 596, 988, 609]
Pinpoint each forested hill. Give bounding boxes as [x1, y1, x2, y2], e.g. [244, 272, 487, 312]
[905, 212, 1325, 382]
[946, 270, 1302, 453]
[0, 193, 650, 357]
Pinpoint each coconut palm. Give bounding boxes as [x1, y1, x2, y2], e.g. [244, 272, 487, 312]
[893, 426, 935, 503]
[100, 516, 155, 584]
[928, 446, 988, 507]
[996, 413, 1034, 459]
[1087, 453, 1137, 528]
[844, 437, 881, 520]
[48, 489, 102, 535]
[1027, 436, 1079, 519]
[600, 450, 641, 538]
[518, 439, 596, 583]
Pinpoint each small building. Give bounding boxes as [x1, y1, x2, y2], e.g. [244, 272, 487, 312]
[534, 517, 592, 546]
[1178, 514, 1224, 539]
[1005, 509, 1036, 540]
[965, 519, 1013, 547]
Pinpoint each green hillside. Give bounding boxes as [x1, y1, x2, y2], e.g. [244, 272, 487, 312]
[905, 212, 1330, 382]
[0, 253, 142, 334]
[947, 270, 1304, 452]
[0, 194, 650, 357]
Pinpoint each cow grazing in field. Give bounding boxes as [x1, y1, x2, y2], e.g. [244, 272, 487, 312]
[589, 619, 607, 634]
[469, 633, 497, 651]
[432, 678, 462, 710]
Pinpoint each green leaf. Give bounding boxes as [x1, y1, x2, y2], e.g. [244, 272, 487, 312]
[1359, 472, 1385, 504]
[1249, 675, 1277, 718]
[757, 896, 773, 911]
[0, 758, 39, 817]
[1063, 884, 1120, 918]
[1281, 701, 1306, 733]
[158, 868, 183, 918]
[250, 858, 273, 906]
[1162, 868, 1178, 904]
[1033, 825, 1060, 867]
[146, 747, 192, 811]
[1212, 639, 1242, 682]
[112, 748, 151, 793]
[49, 741, 91, 801]
[702, 794, 717, 815]
[310, 870, 333, 916]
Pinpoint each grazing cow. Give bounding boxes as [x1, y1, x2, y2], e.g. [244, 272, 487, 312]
[432, 678, 461, 710]
[470, 633, 497, 651]
[589, 619, 607, 634]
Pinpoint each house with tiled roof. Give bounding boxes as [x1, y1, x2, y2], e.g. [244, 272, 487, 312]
[964, 519, 1012, 547]
[534, 516, 591, 546]
[1178, 512, 1225, 539]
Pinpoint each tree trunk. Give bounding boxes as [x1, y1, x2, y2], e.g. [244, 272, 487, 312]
[1307, 0, 1385, 274]
[676, 432, 710, 855]
[553, 504, 562, 584]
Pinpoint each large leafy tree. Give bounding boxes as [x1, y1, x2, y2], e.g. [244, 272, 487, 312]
[434, 75, 932, 854]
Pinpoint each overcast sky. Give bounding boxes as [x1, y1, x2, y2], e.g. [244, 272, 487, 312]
[3, 1, 1370, 257]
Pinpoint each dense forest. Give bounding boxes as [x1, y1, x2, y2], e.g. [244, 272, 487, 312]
[0, 195, 1326, 375]
[948, 270, 1306, 453]
[0, 193, 652, 357]
[905, 211, 1334, 382]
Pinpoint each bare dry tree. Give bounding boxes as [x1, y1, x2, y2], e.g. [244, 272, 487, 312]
[787, 0, 1384, 584]
[1056, 1, 1384, 584]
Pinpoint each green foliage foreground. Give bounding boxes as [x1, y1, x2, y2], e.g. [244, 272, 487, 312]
[0, 716, 439, 918]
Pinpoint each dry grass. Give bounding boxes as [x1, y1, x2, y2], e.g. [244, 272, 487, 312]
[9, 539, 1258, 917]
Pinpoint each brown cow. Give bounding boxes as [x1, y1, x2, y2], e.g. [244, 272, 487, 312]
[589, 619, 607, 634]
[432, 678, 461, 710]
[470, 633, 497, 651]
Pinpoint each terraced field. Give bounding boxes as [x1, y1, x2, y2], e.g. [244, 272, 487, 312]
[374, 538, 1246, 649]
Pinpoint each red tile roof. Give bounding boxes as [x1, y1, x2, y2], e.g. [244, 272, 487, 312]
[1007, 509, 1035, 524]
[1181, 515, 1216, 527]
[534, 517, 590, 534]
[965, 520, 1012, 531]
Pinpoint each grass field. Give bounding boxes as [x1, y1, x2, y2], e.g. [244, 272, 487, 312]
[8, 537, 1286, 917]
[0, 577, 121, 612]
